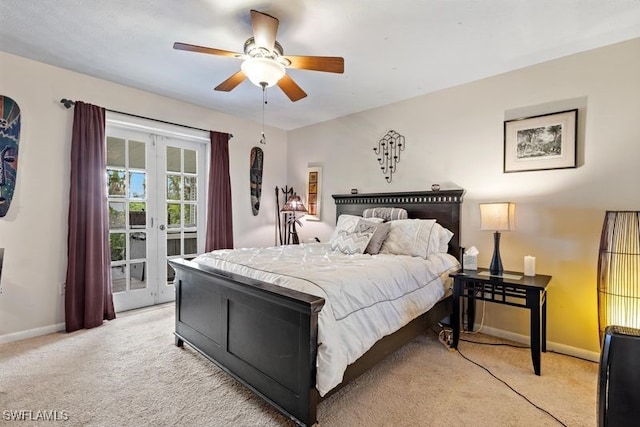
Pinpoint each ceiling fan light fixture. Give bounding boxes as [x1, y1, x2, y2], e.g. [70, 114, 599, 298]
[174, 10, 340, 101]
[241, 57, 285, 88]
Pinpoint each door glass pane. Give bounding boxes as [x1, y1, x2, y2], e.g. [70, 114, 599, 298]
[183, 204, 196, 228]
[129, 172, 146, 199]
[107, 170, 126, 197]
[111, 265, 126, 293]
[109, 202, 126, 229]
[129, 140, 145, 169]
[129, 202, 146, 229]
[130, 232, 147, 259]
[184, 149, 197, 174]
[167, 262, 175, 285]
[184, 232, 197, 255]
[167, 232, 181, 256]
[130, 262, 146, 290]
[167, 147, 181, 172]
[167, 176, 181, 200]
[167, 203, 181, 228]
[110, 233, 126, 261]
[183, 176, 197, 201]
[107, 137, 125, 167]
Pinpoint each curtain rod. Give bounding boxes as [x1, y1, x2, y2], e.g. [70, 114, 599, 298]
[60, 98, 233, 139]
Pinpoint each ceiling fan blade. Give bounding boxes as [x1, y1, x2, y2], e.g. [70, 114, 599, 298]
[215, 71, 247, 92]
[250, 9, 279, 50]
[277, 74, 307, 102]
[173, 42, 240, 58]
[284, 55, 344, 73]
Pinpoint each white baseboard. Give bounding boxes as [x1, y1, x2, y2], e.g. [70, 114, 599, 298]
[0, 304, 174, 345]
[477, 325, 600, 363]
[1, 319, 602, 364]
[0, 322, 65, 344]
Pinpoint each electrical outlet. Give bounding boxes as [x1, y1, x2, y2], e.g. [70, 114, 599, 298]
[59, 283, 66, 296]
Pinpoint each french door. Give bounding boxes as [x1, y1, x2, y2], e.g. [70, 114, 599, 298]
[106, 118, 206, 312]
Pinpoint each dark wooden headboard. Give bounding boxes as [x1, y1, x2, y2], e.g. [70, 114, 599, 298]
[332, 189, 465, 257]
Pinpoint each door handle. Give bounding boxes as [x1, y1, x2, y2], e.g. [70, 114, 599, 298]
[159, 224, 165, 230]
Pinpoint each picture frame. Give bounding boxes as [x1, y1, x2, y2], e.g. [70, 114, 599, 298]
[305, 166, 322, 221]
[503, 109, 578, 173]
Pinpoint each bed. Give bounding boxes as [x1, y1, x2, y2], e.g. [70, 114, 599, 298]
[170, 189, 464, 426]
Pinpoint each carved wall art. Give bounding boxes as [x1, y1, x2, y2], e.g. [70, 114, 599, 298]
[0, 95, 21, 218]
[249, 146, 264, 216]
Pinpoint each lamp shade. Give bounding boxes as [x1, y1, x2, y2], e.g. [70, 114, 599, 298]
[598, 211, 640, 343]
[281, 194, 307, 213]
[241, 57, 286, 88]
[480, 202, 516, 231]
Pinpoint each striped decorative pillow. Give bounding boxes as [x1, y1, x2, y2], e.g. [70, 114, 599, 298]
[330, 229, 375, 255]
[362, 207, 408, 221]
[330, 214, 384, 243]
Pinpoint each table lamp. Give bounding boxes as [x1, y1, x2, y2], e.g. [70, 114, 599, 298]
[480, 202, 516, 276]
[281, 193, 307, 244]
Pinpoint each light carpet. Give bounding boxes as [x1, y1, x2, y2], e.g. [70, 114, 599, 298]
[0, 303, 598, 426]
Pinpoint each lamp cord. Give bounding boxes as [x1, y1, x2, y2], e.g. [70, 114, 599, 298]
[434, 325, 568, 426]
[463, 299, 486, 334]
[455, 347, 568, 427]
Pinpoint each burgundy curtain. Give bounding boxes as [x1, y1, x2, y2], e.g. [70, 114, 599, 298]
[65, 101, 115, 332]
[205, 131, 234, 251]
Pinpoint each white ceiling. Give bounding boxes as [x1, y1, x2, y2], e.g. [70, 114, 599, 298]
[2, 0, 640, 130]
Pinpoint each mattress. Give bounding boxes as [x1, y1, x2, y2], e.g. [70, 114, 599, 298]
[193, 242, 459, 396]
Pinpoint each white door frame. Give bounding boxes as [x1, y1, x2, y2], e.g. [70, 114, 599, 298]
[106, 113, 208, 312]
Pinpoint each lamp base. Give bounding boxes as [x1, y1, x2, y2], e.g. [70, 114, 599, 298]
[489, 231, 503, 275]
[289, 216, 300, 245]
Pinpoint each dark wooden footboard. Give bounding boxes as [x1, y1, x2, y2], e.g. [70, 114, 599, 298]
[170, 258, 325, 426]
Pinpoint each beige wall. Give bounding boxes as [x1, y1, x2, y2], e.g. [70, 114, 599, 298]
[0, 52, 287, 340]
[2, 38, 639, 356]
[287, 38, 640, 359]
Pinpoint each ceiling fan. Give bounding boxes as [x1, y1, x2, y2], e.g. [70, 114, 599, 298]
[173, 10, 344, 102]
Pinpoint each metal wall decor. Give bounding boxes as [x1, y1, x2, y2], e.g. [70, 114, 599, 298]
[373, 130, 405, 183]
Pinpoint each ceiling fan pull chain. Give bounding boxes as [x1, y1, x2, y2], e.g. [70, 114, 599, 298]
[260, 84, 267, 144]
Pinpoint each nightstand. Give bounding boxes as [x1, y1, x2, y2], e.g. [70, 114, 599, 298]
[449, 268, 552, 375]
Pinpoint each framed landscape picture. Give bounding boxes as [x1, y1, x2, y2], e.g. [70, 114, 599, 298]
[503, 109, 578, 173]
[305, 166, 322, 221]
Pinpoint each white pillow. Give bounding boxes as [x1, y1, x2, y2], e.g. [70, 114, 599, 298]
[436, 223, 454, 253]
[379, 219, 444, 258]
[330, 229, 375, 255]
[330, 214, 384, 243]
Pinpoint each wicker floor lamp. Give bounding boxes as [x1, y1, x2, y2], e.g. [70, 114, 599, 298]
[598, 211, 640, 343]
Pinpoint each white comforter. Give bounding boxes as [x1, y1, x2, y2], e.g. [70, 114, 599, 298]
[193, 243, 459, 396]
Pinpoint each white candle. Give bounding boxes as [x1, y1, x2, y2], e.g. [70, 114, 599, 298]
[524, 255, 536, 276]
